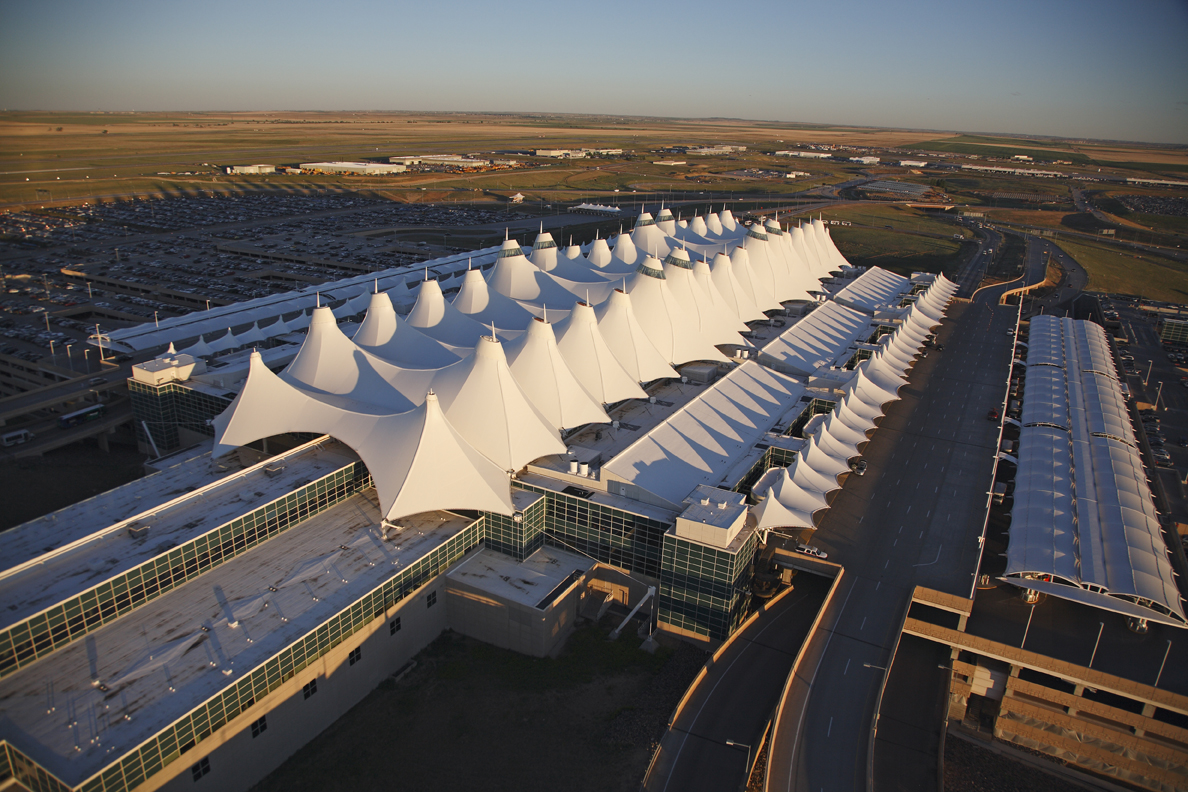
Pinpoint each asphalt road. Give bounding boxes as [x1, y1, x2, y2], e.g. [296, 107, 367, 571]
[643, 574, 832, 792]
[953, 227, 1002, 299]
[766, 288, 1022, 792]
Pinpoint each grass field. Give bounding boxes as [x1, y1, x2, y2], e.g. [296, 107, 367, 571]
[250, 625, 704, 792]
[1053, 237, 1188, 302]
[830, 227, 964, 276]
[913, 135, 1091, 164]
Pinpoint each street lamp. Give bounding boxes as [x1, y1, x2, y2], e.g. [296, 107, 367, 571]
[1156, 380, 1165, 410]
[1145, 360, 1154, 386]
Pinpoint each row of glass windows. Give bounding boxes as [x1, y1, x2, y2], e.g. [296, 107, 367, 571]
[0, 462, 371, 679]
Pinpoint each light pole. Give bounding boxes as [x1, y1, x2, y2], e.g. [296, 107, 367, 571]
[49, 339, 55, 357]
[1088, 622, 1104, 668]
[1021, 603, 1036, 649]
[1155, 640, 1172, 688]
[1145, 360, 1154, 386]
[1156, 380, 1165, 410]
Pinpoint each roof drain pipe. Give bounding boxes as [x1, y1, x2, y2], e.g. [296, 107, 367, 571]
[609, 585, 655, 640]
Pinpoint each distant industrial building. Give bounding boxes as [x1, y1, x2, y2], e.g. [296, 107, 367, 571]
[388, 155, 491, 167]
[225, 164, 276, 175]
[686, 145, 746, 155]
[849, 156, 880, 165]
[776, 150, 831, 159]
[299, 161, 407, 175]
[898, 160, 929, 168]
[534, 149, 585, 158]
[961, 164, 1062, 179]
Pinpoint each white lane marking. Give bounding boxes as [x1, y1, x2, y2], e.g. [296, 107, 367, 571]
[860, 617, 867, 630]
[827, 717, 833, 737]
[844, 658, 851, 676]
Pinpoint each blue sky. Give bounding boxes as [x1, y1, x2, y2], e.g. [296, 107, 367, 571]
[2, 0, 1186, 144]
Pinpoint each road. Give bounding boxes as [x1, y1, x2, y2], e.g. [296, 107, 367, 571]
[643, 575, 832, 792]
[765, 281, 1030, 792]
[952, 227, 1002, 299]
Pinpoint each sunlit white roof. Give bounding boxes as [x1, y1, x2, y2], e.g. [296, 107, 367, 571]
[1005, 315, 1185, 626]
[760, 302, 873, 376]
[212, 354, 512, 520]
[407, 278, 490, 348]
[833, 267, 912, 314]
[451, 267, 536, 330]
[710, 252, 766, 323]
[594, 288, 679, 384]
[626, 256, 727, 365]
[503, 317, 609, 431]
[602, 361, 805, 506]
[353, 291, 460, 368]
[553, 301, 648, 405]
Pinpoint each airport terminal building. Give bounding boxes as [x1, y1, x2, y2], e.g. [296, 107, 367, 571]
[0, 207, 1014, 792]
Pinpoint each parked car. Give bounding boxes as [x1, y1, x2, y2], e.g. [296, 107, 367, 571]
[987, 408, 1001, 421]
[849, 460, 868, 476]
[795, 543, 828, 560]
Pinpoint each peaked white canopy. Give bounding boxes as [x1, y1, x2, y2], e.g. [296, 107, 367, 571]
[594, 288, 679, 385]
[353, 292, 460, 369]
[284, 306, 434, 412]
[430, 335, 566, 471]
[710, 252, 766, 323]
[553, 302, 648, 404]
[212, 354, 514, 521]
[503, 317, 610, 431]
[731, 245, 781, 312]
[486, 238, 592, 310]
[407, 279, 490, 348]
[451, 268, 536, 330]
[626, 257, 728, 365]
[662, 249, 747, 346]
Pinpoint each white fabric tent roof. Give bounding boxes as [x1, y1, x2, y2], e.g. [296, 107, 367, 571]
[710, 252, 766, 323]
[833, 267, 912, 314]
[593, 288, 679, 385]
[353, 292, 460, 369]
[429, 335, 566, 472]
[211, 354, 513, 520]
[406, 279, 490, 348]
[760, 302, 873, 375]
[486, 238, 588, 310]
[730, 245, 781, 312]
[503, 317, 609, 431]
[451, 268, 536, 330]
[282, 307, 435, 413]
[602, 361, 805, 506]
[1006, 315, 1185, 626]
[662, 249, 747, 346]
[626, 257, 728, 366]
[553, 302, 647, 405]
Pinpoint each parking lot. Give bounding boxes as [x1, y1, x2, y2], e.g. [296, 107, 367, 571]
[0, 194, 531, 379]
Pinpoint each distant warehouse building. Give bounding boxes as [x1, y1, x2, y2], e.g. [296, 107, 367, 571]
[226, 164, 276, 175]
[389, 155, 491, 167]
[776, 151, 831, 159]
[898, 160, 929, 168]
[849, 156, 880, 165]
[299, 161, 407, 175]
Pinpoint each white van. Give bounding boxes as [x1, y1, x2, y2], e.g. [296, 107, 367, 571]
[2, 429, 33, 447]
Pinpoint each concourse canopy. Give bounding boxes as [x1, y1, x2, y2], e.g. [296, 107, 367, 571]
[760, 302, 872, 376]
[211, 354, 513, 521]
[602, 361, 805, 507]
[1005, 315, 1186, 627]
[833, 267, 912, 314]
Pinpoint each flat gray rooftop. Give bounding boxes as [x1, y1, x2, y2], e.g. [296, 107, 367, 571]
[447, 546, 595, 610]
[0, 491, 473, 785]
[0, 438, 360, 630]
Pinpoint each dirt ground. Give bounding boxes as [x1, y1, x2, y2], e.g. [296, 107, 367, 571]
[251, 624, 706, 792]
[943, 733, 1119, 792]
[0, 435, 147, 530]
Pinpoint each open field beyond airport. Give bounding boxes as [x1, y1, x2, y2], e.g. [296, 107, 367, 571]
[1054, 236, 1188, 301]
[3, 111, 1187, 213]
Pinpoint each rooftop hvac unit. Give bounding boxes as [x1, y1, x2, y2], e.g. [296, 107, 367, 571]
[128, 524, 149, 539]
